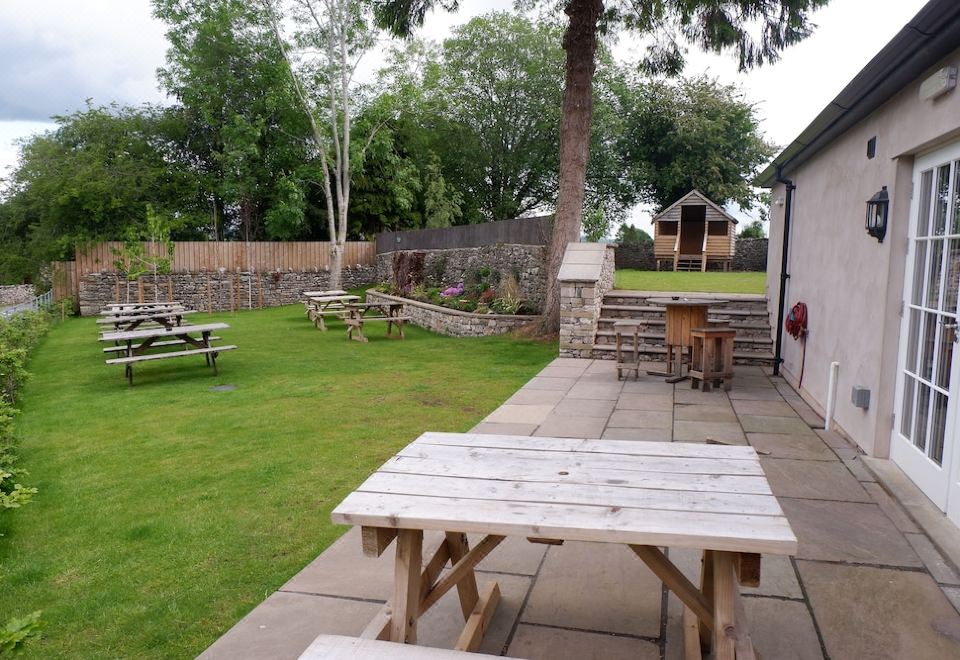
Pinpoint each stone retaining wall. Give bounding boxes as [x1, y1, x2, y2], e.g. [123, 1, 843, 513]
[731, 237, 768, 271]
[78, 267, 375, 316]
[376, 244, 546, 311]
[0, 285, 35, 306]
[558, 244, 616, 358]
[365, 290, 535, 337]
[613, 244, 655, 270]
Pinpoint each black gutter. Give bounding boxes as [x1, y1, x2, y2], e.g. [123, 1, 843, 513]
[773, 168, 795, 377]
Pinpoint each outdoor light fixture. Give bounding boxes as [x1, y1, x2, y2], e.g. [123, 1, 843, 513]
[865, 186, 889, 243]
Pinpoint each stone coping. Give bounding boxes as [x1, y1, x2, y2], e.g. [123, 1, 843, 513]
[608, 289, 768, 302]
[557, 243, 610, 282]
[365, 289, 538, 321]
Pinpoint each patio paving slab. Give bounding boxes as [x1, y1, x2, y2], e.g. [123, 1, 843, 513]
[548, 357, 592, 369]
[760, 458, 872, 502]
[621, 379, 675, 394]
[521, 542, 662, 637]
[199, 592, 381, 660]
[797, 560, 960, 659]
[841, 455, 876, 482]
[538, 365, 592, 379]
[551, 397, 616, 418]
[673, 388, 732, 405]
[672, 404, 738, 423]
[784, 397, 826, 428]
[779, 498, 922, 566]
[471, 422, 537, 436]
[601, 426, 672, 442]
[744, 596, 824, 660]
[522, 376, 577, 391]
[945, 586, 960, 614]
[731, 399, 799, 417]
[668, 547, 803, 600]
[566, 381, 624, 400]
[862, 482, 921, 534]
[505, 389, 566, 406]
[614, 393, 673, 411]
[727, 387, 785, 401]
[508, 624, 659, 660]
[740, 414, 816, 435]
[484, 404, 556, 425]
[672, 420, 746, 444]
[466, 535, 547, 576]
[534, 415, 608, 438]
[747, 433, 837, 461]
[904, 533, 960, 586]
[607, 409, 673, 429]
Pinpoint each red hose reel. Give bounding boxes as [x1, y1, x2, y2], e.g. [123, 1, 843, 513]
[785, 302, 809, 386]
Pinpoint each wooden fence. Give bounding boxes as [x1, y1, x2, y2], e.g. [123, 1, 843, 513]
[74, 241, 376, 276]
[376, 216, 553, 253]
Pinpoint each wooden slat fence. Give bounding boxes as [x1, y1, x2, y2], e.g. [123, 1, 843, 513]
[376, 216, 553, 253]
[75, 241, 375, 276]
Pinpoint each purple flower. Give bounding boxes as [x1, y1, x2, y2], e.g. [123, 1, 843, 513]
[440, 282, 464, 298]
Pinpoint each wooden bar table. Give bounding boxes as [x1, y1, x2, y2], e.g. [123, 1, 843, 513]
[646, 297, 722, 383]
[332, 432, 797, 658]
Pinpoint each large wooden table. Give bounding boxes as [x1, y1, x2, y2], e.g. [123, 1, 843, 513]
[332, 432, 797, 658]
[304, 294, 361, 331]
[646, 297, 722, 382]
[344, 302, 408, 342]
[97, 307, 194, 333]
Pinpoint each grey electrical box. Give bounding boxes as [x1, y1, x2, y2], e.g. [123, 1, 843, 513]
[852, 386, 871, 409]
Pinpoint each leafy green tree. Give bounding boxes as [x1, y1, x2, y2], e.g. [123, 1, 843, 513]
[616, 223, 652, 246]
[111, 205, 178, 302]
[738, 219, 766, 239]
[620, 76, 774, 212]
[373, 0, 829, 331]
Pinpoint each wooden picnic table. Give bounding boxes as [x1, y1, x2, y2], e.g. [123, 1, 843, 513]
[101, 301, 183, 313]
[332, 432, 796, 658]
[646, 297, 724, 382]
[99, 322, 235, 385]
[302, 290, 348, 298]
[304, 294, 361, 331]
[343, 302, 408, 342]
[96, 308, 195, 334]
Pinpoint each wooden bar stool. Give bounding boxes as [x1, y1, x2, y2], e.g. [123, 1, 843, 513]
[613, 320, 642, 380]
[689, 327, 736, 392]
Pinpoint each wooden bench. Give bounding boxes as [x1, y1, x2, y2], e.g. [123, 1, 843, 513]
[298, 634, 516, 659]
[106, 345, 236, 384]
[345, 314, 410, 342]
[102, 337, 220, 353]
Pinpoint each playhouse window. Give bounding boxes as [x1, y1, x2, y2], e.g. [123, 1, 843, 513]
[708, 221, 728, 236]
[660, 221, 678, 236]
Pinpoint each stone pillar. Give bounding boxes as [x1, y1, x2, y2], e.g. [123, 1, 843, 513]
[557, 243, 615, 358]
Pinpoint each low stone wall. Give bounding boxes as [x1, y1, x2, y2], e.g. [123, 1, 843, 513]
[614, 244, 655, 270]
[558, 244, 616, 358]
[0, 285, 35, 306]
[376, 244, 546, 312]
[365, 290, 535, 337]
[732, 237, 768, 271]
[78, 267, 375, 315]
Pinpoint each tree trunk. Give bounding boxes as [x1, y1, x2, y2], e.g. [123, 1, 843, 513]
[329, 242, 343, 289]
[539, 0, 604, 333]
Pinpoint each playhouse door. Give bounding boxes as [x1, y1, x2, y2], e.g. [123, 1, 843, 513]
[891, 142, 960, 521]
[679, 205, 706, 255]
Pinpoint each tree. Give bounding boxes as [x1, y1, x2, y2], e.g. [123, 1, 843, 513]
[738, 219, 765, 239]
[264, 0, 380, 289]
[373, 0, 829, 332]
[616, 223, 652, 246]
[620, 76, 773, 212]
[111, 206, 177, 302]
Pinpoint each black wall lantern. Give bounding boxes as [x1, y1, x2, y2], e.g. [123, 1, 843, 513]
[865, 186, 889, 243]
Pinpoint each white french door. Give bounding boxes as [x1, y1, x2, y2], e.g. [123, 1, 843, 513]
[891, 141, 960, 525]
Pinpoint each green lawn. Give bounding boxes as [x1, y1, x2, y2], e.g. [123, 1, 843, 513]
[0, 302, 555, 658]
[614, 270, 766, 294]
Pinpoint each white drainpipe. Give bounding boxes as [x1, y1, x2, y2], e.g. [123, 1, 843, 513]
[825, 361, 840, 431]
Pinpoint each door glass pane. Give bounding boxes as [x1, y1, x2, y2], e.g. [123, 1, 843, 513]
[912, 241, 927, 305]
[918, 169, 933, 237]
[914, 383, 931, 451]
[927, 240, 944, 308]
[953, 161, 960, 235]
[947, 238, 960, 315]
[901, 375, 916, 440]
[937, 321, 955, 390]
[934, 165, 950, 236]
[920, 312, 938, 381]
[930, 391, 948, 465]
[906, 308, 921, 374]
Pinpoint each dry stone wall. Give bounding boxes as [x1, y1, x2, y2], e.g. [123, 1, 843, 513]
[558, 244, 616, 358]
[376, 244, 546, 312]
[731, 238, 768, 271]
[0, 285, 35, 306]
[365, 290, 534, 337]
[78, 267, 375, 315]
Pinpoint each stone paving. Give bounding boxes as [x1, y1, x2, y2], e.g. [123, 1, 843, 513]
[202, 358, 960, 659]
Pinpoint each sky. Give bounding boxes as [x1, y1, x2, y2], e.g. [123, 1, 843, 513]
[0, 0, 934, 228]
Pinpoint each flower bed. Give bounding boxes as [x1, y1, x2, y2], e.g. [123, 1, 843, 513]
[365, 290, 537, 337]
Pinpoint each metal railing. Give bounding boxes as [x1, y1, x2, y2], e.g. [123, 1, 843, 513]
[0, 290, 53, 318]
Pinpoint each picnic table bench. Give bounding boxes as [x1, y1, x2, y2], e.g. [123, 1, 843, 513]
[332, 432, 797, 658]
[97, 308, 195, 334]
[101, 301, 183, 313]
[298, 634, 516, 659]
[304, 294, 361, 331]
[100, 322, 235, 385]
[343, 302, 409, 342]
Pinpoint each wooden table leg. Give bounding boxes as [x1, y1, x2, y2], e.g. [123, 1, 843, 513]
[445, 532, 480, 618]
[712, 551, 737, 660]
[699, 549, 714, 654]
[391, 529, 423, 643]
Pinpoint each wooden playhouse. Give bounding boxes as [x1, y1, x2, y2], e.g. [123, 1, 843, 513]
[652, 190, 738, 271]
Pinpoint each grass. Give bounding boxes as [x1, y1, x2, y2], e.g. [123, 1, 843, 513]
[614, 270, 766, 294]
[0, 301, 555, 658]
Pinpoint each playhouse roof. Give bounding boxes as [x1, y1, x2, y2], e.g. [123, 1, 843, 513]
[650, 190, 739, 224]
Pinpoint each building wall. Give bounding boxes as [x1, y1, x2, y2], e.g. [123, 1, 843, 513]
[765, 46, 960, 456]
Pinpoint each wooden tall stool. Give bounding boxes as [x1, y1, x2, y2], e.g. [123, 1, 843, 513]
[614, 320, 642, 380]
[690, 327, 736, 392]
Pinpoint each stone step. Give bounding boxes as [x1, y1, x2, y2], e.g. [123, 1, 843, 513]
[590, 342, 775, 365]
[597, 317, 772, 333]
[593, 330, 773, 347]
[600, 304, 770, 318]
